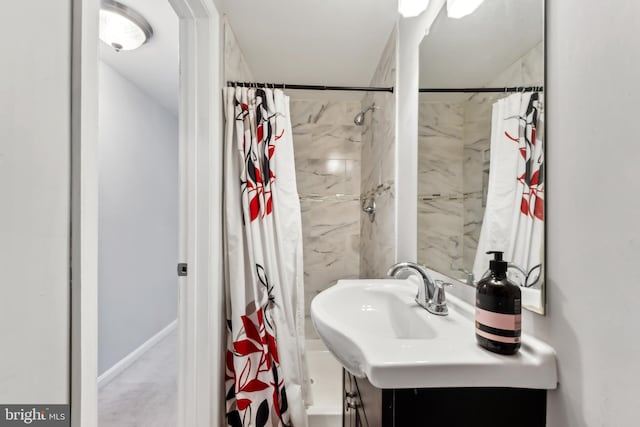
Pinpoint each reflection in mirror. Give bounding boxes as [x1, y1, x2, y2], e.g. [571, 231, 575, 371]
[416, 0, 545, 313]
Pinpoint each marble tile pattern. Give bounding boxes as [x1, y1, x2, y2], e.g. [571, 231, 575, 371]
[462, 192, 484, 271]
[360, 27, 397, 279]
[290, 99, 363, 339]
[418, 102, 464, 197]
[417, 198, 464, 279]
[462, 98, 495, 272]
[99, 329, 177, 427]
[417, 101, 465, 276]
[360, 189, 396, 279]
[224, 20, 254, 82]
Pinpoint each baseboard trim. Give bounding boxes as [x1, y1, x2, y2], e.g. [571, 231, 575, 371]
[98, 319, 177, 389]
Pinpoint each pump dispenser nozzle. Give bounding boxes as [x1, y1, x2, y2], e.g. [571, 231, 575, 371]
[486, 251, 507, 278]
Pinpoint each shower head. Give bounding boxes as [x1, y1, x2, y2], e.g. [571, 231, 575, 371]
[353, 103, 377, 126]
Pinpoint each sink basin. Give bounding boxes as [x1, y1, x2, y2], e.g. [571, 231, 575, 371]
[310, 277, 557, 390]
[347, 283, 437, 340]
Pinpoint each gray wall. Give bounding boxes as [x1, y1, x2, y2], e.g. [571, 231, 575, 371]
[540, 2, 639, 423]
[0, 0, 71, 403]
[447, 2, 640, 425]
[98, 61, 178, 375]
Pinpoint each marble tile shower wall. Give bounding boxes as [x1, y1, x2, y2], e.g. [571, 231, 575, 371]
[360, 28, 397, 279]
[290, 100, 363, 339]
[417, 102, 465, 278]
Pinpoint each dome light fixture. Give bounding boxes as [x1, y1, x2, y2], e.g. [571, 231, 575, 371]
[99, 0, 153, 52]
[398, 0, 431, 18]
[446, 0, 485, 19]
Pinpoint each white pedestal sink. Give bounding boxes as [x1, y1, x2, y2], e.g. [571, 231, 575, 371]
[310, 278, 557, 390]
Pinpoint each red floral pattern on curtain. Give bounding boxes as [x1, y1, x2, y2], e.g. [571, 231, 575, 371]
[225, 266, 290, 427]
[236, 93, 279, 223]
[503, 93, 544, 287]
[225, 87, 295, 427]
[505, 93, 544, 222]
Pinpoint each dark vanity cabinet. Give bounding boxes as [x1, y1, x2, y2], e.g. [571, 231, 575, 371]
[343, 369, 547, 427]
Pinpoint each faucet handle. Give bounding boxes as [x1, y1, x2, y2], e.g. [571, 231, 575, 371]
[464, 271, 474, 287]
[430, 280, 453, 312]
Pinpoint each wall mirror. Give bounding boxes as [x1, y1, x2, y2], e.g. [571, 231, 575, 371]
[416, 0, 546, 314]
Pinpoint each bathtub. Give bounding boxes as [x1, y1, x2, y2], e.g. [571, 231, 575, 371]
[306, 340, 342, 427]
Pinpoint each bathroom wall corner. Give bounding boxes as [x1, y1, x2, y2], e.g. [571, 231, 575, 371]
[359, 25, 398, 279]
[223, 18, 254, 82]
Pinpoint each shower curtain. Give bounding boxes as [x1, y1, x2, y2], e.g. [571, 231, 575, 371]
[223, 86, 309, 427]
[473, 92, 544, 286]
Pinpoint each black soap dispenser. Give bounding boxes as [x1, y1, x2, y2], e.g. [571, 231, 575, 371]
[475, 251, 521, 355]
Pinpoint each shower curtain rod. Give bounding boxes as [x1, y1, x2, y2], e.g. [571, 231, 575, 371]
[419, 86, 544, 93]
[226, 81, 394, 93]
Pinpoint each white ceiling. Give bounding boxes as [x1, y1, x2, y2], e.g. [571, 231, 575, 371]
[221, 0, 398, 88]
[99, 0, 179, 116]
[100, 0, 397, 113]
[98, 1, 543, 114]
[419, 0, 543, 88]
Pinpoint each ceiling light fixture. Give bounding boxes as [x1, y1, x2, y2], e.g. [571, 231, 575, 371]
[398, 0, 431, 18]
[446, 0, 485, 19]
[99, 0, 153, 52]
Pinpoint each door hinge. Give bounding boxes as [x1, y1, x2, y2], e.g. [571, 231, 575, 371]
[177, 263, 188, 277]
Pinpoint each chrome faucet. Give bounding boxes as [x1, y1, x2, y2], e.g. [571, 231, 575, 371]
[387, 262, 450, 316]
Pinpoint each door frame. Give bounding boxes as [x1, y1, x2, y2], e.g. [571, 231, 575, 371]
[70, 0, 224, 426]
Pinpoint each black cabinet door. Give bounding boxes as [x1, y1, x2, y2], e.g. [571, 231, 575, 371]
[343, 368, 546, 427]
[392, 387, 546, 427]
